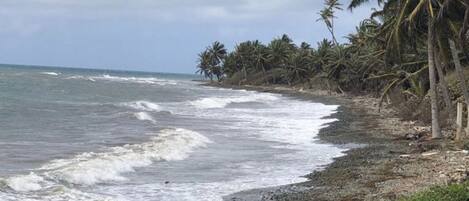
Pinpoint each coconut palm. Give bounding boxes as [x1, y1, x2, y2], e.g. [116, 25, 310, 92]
[318, 0, 343, 45]
[196, 0, 469, 140]
[286, 47, 314, 85]
[267, 38, 293, 69]
[207, 41, 227, 81]
[196, 50, 214, 81]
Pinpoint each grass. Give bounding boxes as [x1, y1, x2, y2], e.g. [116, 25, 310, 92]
[400, 182, 469, 201]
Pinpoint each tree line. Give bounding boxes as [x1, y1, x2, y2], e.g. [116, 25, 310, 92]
[196, 0, 469, 139]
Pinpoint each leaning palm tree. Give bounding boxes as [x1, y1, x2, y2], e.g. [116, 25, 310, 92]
[349, 0, 443, 138]
[435, 0, 469, 114]
[318, 0, 343, 45]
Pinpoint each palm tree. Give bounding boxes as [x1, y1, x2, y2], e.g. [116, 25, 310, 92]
[207, 41, 227, 81]
[252, 40, 270, 84]
[194, 0, 469, 141]
[318, 0, 343, 45]
[286, 47, 314, 85]
[196, 50, 214, 81]
[314, 39, 334, 74]
[222, 52, 238, 78]
[267, 38, 293, 69]
[427, 17, 442, 138]
[234, 41, 256, 82]
[208, 41, 227, 65]
[449, 40, 469, 108]
[349, 0, 443, 138]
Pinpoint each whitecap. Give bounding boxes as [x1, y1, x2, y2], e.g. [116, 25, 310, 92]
[5, 172, 45, 192]
[40, 72, 59, 76]
[67, 74, 177, 85]
[134, 112, 156, 124]
[121, 101, 161, 112]
[38, 128, 211, 186]
[190, 93, 279, 109]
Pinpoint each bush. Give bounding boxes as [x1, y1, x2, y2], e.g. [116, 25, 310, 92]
[401, 182, 469, 201]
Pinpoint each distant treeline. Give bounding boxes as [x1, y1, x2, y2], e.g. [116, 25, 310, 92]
[196, 0, 469, 139]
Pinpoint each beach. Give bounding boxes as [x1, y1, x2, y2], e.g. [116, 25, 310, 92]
[210, 83, 469, 201]
[0, 65, 467, 201]
[0, 66, 348, 201]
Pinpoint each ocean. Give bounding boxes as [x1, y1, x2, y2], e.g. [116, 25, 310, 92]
[0, 65, 345, 201]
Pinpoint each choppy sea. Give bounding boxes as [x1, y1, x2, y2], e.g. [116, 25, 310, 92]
[0, 65, 345, 201]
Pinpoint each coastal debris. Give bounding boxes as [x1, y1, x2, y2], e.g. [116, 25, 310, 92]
[421, 151, 439, 157]
[404, 132, 426, 141]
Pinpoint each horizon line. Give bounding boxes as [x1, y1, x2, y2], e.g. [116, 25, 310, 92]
[0, 62, 198, 76]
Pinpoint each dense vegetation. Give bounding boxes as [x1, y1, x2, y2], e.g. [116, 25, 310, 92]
[196, 0, 469, 139]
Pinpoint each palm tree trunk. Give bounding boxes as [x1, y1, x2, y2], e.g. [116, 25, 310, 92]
[428, 20, 442, 139]
[243, 66, 248, 82]
[330, 18, 338, 45]
[261, 67, 267, 85]
[449, 39, 469, 107]
[434, 48, 453, 119]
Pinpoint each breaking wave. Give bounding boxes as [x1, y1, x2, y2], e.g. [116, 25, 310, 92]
[40, 72, 60, 76]
[1, 128, 211, 195]
[190, 93, 279, 109]
[121, 101, 161, 112]
[67, 74, 177, 85]
[41, 128, 211, 186]
[134, 112, 156, 124]
[4, 172, 45, 192]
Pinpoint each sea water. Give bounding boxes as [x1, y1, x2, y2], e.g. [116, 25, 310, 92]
[0, 65, 345, 201]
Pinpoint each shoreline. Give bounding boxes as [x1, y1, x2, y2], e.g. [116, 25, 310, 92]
[204, 83, 469, 201]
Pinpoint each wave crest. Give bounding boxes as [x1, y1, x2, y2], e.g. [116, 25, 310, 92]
[121, 101, 161, 112]
[67, 74, 176, 85]
[5, 172, 45, 192]
[38, 128, 211, 186]
[134, 112, 156, 124]
[190, 93, 279, 109]
[40, 72, 59, 76]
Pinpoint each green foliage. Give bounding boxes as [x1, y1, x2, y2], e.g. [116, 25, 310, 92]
[400, 182, 469, 201]
[196, 41, 227, 81]
[195, 0, 469, 103]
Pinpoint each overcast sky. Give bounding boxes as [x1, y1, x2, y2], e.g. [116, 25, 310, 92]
[0, 0, 378, 73]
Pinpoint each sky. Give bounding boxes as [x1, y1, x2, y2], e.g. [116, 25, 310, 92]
[0, 0, 378, 74]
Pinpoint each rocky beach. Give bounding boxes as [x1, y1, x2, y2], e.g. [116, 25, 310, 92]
[210, 83, 469, 201]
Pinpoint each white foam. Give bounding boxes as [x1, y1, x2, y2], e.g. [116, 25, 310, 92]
[67, 74, 176, 85]
[190, 93, 279, 109]
[5, 172, 45, 192]
[134, 112, 156, 124]
[0, 128, 210, 201]
[41, 72, 59, 76]
[121, 101, 161, 112]
[0, 185, 121, 201]
[39, 128, 211, 186]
